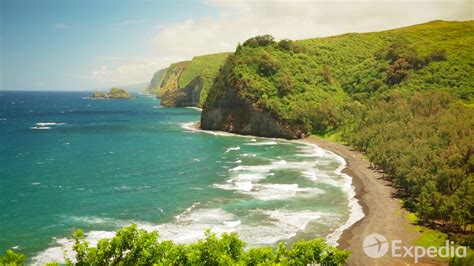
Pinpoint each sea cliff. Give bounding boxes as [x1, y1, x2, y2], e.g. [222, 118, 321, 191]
[156, 53, 230, 107]
[201, 20, 473, 139]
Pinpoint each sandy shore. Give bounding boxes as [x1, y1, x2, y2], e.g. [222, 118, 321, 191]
[303, 137, 445, 266]
[189, 121, 444, 265]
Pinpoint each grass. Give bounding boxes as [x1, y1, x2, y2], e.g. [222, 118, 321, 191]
[177, 52, 231, 105]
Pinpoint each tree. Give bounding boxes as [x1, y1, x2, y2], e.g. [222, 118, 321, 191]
[243, 35, 275, 48]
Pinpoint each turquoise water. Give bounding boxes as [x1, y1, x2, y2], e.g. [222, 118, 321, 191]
[0, 91, 362, 264]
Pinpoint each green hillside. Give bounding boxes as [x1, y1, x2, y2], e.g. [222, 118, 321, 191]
[157, 61, 190, 97]
[157, 53, 230, 106]
[205, 20, 473, 133]
[203, 20, 474, 246]
[178, 52, 232, 105]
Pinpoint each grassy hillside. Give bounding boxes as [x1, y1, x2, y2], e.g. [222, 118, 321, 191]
[206, 20, 473, 133]
[178, 52, 231, 105]
[146, 67, 168, 95]
[157, 53, 230, 106]
[157, 61, 189, 97]
[204, 20, 474, 251]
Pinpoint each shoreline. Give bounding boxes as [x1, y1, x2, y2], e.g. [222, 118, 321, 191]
[302, 137, 445, 265]
[183, 122, 364, 246]
[183, 121, 444, 265]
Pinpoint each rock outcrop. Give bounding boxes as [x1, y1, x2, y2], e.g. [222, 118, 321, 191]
[150, 53, 230, 107]
[91, 88, 130, 99]
[161, 76, 203, 107]
[157, 62, 189, 97]
[200, 82, 305, 139]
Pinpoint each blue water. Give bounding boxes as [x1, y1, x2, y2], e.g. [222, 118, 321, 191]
[0, 91, 361, 264]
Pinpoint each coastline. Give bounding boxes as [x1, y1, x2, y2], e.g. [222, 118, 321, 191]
[184, 121, 445, 265]
[183, 122, 363, 246]
[302, 137, 445, 265]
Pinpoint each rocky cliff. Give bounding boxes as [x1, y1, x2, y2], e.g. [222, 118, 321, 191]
[161, 76, 203, 107]
[157, 62, 189, 97]
[154, 53, 231, 107]
[200, 80, 305, 139]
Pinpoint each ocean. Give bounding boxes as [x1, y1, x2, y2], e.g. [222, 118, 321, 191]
[0, 91, 363, 264]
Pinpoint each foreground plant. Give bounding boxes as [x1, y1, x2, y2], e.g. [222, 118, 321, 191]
[68, 224, 349, 265]
[0, 224, 349, 265]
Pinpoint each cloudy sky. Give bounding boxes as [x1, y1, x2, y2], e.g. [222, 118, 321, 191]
[1, 0, 472, 90]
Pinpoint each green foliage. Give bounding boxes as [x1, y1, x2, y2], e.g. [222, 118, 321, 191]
[343, 91, 474, 232]
[62, 225, 349, 265]
[108, 87, 130, 99]
[177, 52, 231, 105]
[242, 34, 276, 48]
[204, 22, 474, 239]
[0, 250, 25, 266]
[206, 21, 473, 135]
[91, 91, 105, 98]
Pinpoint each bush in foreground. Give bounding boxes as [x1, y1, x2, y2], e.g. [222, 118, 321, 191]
[0, 225, 349, 265]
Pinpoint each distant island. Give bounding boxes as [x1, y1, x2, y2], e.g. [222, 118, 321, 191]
[91, 87, 130, 99]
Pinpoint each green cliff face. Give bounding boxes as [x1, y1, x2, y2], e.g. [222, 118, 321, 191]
[157, 62, 190, 97]
[145, 68, 168, 95]
[202, 20, 474, 138]
[157, 52, 231, 107]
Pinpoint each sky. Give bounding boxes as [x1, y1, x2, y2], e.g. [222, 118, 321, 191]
[1, 0, 472, 91]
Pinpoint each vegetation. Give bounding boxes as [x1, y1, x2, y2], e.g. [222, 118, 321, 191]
[91, 88, 130, 99]
[156, 53, 230, 105]
[205, 20, 473, 134]
[343, 91, 474, 234]
[204, 20, 474, 246]
[178, 53, 231, 105]
[157, 61, 189, 97]
[0, 249, 25, 265]
[0, 225, 349, 265]
[108, 88, 130, 99]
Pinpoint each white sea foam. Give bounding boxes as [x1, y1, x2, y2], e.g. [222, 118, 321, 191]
[292, 142, 364, 246]
[33, 230, 116, 265]
[36, 122, 65, 126]
[225, 146, 240, 153]
[33, 205, 327, 265]
[245, 141, 278, 146]
[33, 124, 364, 265]
[186, 107, 203, 112]
[264, 210, 322, 230]
[215, 182, 323, 201]
[30, 126, 51, 130]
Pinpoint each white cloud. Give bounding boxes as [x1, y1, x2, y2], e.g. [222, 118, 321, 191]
[82, 0, 473, 87]
[72, 56, 182, 87]
[153, 0, 473, 57]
